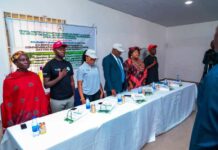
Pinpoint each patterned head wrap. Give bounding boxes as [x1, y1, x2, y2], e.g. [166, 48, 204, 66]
[11, 51, 26, 63]
[128, 46, 141, 58]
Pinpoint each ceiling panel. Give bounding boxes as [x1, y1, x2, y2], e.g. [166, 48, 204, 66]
[90, 0, 218, 27]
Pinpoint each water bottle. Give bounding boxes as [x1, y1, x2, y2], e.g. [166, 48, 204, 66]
[164, 79, 168, 86]
[32, 116, 39, 137]
[176, 74, 182, 85]
[86, 98, 90, 109]
[152, 82, 156, 91]
[138, 87, 142, 94]
[117, 95, 122, 105]
[176, 74, 180, 82]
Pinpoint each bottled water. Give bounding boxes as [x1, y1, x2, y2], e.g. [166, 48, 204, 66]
[86, 98, 90, 109]
[117, 95, 122, 104]
[176, 74, 180, 82]
[176, 74, 182, 85]
[164, 79, 168, 86]
[152, 82, 156, 91]
[32, 116, 39, 137]
[138, 87, 142, 94]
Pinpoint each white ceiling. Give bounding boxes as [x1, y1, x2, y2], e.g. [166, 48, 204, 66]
[90, 0, 218, 27]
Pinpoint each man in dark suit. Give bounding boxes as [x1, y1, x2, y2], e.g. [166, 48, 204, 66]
[102, 43, 126, 96]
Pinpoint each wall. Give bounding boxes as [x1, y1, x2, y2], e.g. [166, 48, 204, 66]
[0, 0, 167, 104]
[165, 21, 218, 82]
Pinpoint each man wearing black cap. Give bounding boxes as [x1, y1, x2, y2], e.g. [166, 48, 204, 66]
[43, 41, 75, 113]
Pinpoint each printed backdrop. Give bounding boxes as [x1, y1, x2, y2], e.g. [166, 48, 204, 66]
[6, 18, 96, 73]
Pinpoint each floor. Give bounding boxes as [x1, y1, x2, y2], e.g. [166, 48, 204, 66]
[142, 112, 196, 150]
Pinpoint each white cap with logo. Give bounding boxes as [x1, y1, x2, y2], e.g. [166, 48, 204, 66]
[85, 49, 98, 59]
[113, 43, 125, 52]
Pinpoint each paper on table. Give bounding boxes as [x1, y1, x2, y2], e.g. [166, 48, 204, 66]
[64, 108, 87, 123]
[96, 101, 116, 113]
[131, 93, 147, 104]
[158, 84, 170, 92]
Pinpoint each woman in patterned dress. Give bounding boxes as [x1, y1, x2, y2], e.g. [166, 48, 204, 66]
[1, 51, 49, 130]
[124, 47, 147, 90]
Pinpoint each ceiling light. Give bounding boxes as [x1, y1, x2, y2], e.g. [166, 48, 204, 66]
[185, 0, 193, 5]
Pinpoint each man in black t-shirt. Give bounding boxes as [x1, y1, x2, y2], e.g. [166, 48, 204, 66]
[144, 44, 159, 84]
[43, 41, 75, 113]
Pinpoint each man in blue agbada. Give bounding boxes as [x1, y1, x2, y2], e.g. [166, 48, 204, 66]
[189, 26, 218, 150]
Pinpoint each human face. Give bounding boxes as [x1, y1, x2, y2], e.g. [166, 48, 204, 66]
[54, 46, 66, 59]
[150, 48, 156, 56]
[131, 50, 140, 59]
[15, 54, 30, 71]
[86, 56, 96, 66]
[112, 49, 122, 57]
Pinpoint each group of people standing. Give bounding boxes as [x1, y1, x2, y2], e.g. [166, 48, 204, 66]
[103, 43, 159, 96]
[2, 26, 218, 149]
[77, 43, 159, 104]
[1, 40, 159, 130]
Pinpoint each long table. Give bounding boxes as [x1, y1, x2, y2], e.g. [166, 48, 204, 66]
[0, 82, 197, 150]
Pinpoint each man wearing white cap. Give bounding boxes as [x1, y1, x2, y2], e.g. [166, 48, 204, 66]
[77, 49, 104, 104]
[102, 43, 127, 96]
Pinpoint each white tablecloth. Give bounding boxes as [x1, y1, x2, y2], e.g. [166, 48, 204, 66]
[0, 82, 197, 150]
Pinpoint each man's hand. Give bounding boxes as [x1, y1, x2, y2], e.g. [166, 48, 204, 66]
[58, 68, 67, 80]
[100, 91, 104, 99]
[152, 60, 157, 66]
[111, 89, 117, 96]
[80, 98, 86, 104]
[128, 82, 134, 91]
